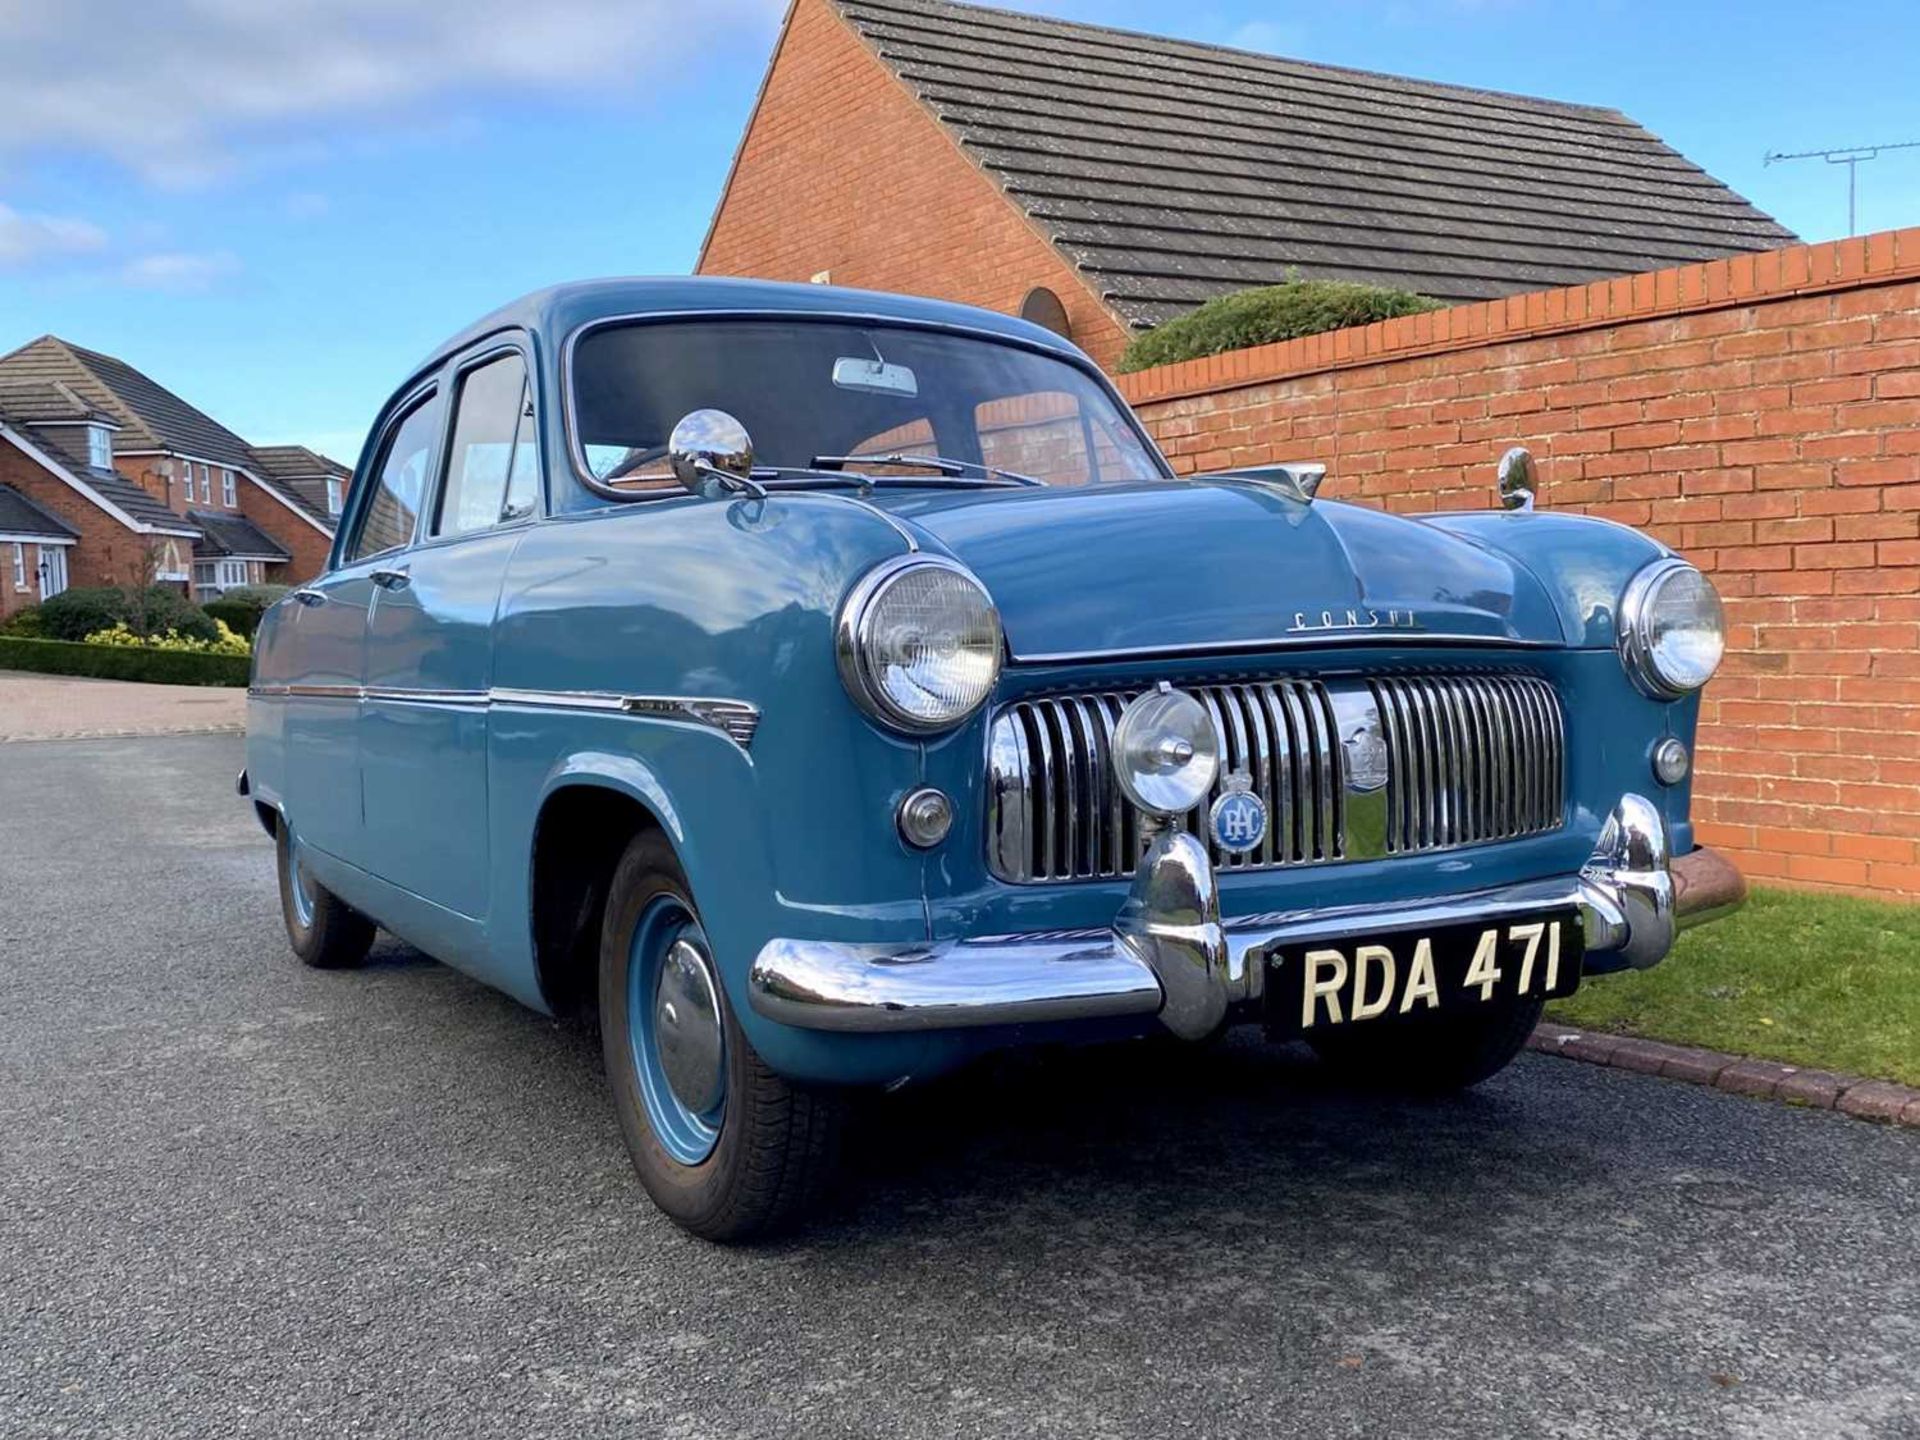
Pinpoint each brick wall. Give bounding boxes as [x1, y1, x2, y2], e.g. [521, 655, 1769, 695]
[239, 481, 331, 582]
[697, 0, 1132, 371]
[0, 540, 60, 621]
[0, 440, 162, 592]
[1116, 229, 1920, 899]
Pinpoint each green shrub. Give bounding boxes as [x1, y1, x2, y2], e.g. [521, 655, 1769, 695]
[0, 635, 249, 687]
[217, 583, 291, 610]
[204, 599, 262, 638]
[84, 620, 251, 657]
[37, 587, 130, 642]
[1117, 277, 1446, 373]
[1, 605, 44, 637]
[134, 587, 219, 644]
[37, 585, 218, 643]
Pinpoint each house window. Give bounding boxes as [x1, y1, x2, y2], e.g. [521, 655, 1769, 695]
[222, 469, 236, 506]
[199, 464, 212, 503]
[10, 543, 23, 592]
[87, 424, 113, 469]
[325, 478, 342, 514]
[194, 561, 217, 600]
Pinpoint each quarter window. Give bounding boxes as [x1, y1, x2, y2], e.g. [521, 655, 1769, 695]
[433, 351, 537, 536]
[348, 395, 440, 562]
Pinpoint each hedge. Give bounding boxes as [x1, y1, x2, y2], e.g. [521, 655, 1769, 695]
[0, 636, 250, 687]
[204, 599, 263, 638]
[1117, 277, 1446, 373]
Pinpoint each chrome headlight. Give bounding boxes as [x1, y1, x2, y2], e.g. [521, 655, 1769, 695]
[836, 556, 1002, 733]
[1111, 684, 1220, 818]
[1618, 558, 1725, 699]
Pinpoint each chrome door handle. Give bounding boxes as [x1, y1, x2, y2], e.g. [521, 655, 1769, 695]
[291, 588, 327, 607]
[370, 568, 411, 591]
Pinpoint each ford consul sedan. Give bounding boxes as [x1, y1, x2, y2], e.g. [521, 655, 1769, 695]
[243, 277, 1744, 1240]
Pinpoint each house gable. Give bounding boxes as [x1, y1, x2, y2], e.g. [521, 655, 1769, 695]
[697, 0, 1131, 368]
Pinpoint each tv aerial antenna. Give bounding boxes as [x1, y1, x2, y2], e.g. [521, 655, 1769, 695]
[1764, 140, 1920, 236]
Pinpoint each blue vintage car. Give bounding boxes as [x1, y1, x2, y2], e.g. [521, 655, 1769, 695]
[243, 277, 1744, 1239]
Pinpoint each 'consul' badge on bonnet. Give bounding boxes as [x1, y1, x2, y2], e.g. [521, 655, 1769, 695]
[1209, 772, 1268, 854]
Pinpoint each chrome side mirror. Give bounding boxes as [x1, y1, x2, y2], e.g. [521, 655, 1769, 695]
[668, 409, 762, 499]
[1497, 446, 1536, 512]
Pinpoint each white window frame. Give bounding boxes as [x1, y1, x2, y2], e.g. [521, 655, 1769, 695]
[326, 477, 342, 514]
[10, 542, 23, 591]
[199, 464, 212, 503]
[222, 468, 236, 506]
[87, 425, 112, 469]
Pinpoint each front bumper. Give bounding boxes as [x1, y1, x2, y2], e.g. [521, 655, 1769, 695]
[747, 794, 1746, 1038]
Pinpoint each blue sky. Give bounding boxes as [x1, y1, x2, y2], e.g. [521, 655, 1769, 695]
[1, 0, 1916, 463]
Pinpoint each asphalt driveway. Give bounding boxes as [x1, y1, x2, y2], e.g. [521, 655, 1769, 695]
[1, 734, 1915, 1439]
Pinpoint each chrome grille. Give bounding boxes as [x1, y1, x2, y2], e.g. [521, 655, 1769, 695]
[985, 671, 1565, 884]
[1366, 673, 1565, 852]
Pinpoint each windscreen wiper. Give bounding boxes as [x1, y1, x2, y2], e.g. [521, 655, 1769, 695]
[810, 452, 1044, 487]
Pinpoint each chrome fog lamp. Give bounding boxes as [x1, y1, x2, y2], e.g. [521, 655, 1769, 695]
[1111, 684, 1220, 819]
[836, 556, 1002, 733]
[1618, 559, 1726, 699]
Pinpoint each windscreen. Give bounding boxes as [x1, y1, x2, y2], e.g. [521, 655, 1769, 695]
[569, 318, 1166, 489]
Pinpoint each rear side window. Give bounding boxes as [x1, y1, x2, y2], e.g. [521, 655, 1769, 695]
[348, 395, 439, 562]
[433, 351, 538, 535]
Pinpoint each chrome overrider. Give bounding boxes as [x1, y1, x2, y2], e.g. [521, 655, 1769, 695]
[746, 793, 1746, 1038]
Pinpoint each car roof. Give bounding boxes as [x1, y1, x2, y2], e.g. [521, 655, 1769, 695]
[417, 276, 1089, 375]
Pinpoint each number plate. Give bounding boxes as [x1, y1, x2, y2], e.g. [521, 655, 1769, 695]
[1262, 911, 1583, 1037]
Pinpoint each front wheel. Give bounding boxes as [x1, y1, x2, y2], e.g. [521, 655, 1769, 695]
[599, 831, 845, 1241]
[1307, 995, 1543, 1093]
[275, 821, 375, 970]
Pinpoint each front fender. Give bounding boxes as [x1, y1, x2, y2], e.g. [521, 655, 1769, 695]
[1418, 511, 1674, 648]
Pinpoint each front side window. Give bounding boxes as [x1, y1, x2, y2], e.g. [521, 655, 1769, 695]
[571, 319, 1164, 490]
[348, 395, 439, 562]
[433, 351, 537, 536]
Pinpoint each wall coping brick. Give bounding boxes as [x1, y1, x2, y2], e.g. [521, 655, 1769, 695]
[1116, 227, 1920, 406]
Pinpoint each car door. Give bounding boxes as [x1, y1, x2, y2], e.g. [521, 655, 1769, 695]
[286, 384, 444, 867]
[360, 341, 539, 921]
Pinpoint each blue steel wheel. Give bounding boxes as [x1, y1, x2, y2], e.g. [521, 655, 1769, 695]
[599, 829, 847, 1242]
[627, 901, 726, 1166]
[274, 818, 374, 970]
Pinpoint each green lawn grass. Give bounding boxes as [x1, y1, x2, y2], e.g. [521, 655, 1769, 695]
[1549, 887, 1920, 1087]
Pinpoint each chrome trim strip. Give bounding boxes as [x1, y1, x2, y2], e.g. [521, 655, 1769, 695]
[1011, 633, 1557, 665]
[247, 684, 760, 747]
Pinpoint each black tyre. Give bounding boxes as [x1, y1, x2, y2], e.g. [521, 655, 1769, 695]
[1307, 995, 1543, 1093]
[599, 830, 845, 1242]
[275, 820, 375, 970]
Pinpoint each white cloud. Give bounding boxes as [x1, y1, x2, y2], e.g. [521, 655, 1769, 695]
[120, 250, 242, 292]
[0, 202, 109, 268]
[0, 0, 778, 186]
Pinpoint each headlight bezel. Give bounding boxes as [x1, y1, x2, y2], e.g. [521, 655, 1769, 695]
[1617, 557, 1726, 700]
[835, 554, 1004, 735]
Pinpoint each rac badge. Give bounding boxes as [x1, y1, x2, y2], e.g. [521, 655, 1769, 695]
[1209, 772, 1268, 855]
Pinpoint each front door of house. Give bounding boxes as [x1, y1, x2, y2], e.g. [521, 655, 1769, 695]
[36, 546, 67, 600]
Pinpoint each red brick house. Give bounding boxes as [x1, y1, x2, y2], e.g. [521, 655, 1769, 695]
[700, 0, 1796, 370]
[0, 336, 341, 599]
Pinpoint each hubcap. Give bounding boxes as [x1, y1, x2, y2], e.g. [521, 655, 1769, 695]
[655, 938, 725, 1115]
[628, 900, 726, 1165]
[287, 832, 316, 929]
